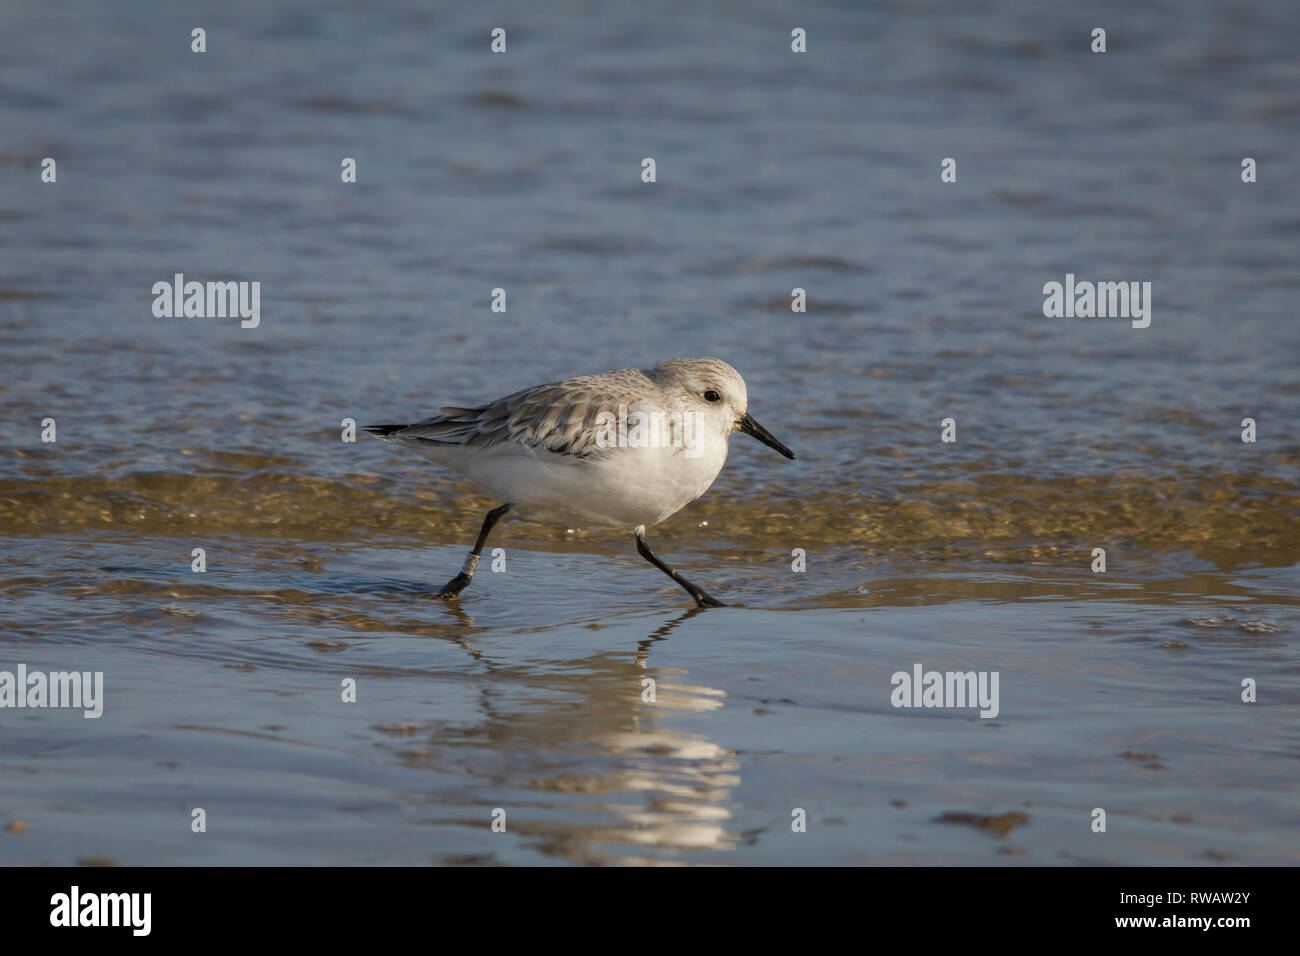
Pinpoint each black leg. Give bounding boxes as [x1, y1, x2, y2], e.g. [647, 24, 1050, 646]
[634, 527, 726, 608]
[437, 503, 513, 599]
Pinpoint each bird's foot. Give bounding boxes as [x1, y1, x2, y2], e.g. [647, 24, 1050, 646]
[435, 573, 471, 599]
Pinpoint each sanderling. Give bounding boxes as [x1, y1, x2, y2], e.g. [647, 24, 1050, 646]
[365, 357, 795, 607]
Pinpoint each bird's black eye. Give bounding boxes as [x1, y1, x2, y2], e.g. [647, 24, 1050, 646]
[703, 389, 721, 403]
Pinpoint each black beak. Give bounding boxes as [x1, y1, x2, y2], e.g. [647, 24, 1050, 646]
[738, 413, 796, 460]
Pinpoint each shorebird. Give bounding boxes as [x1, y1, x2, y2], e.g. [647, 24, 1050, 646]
[365, 357, 795, 607]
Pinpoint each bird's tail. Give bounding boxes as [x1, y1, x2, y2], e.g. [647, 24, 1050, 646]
[362, 424, 410, 439]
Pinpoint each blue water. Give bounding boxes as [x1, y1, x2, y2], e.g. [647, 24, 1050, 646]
[0, 0, 1297, 865]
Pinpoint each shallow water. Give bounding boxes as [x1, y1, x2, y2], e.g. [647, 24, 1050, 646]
[1, 0, 1298, 864]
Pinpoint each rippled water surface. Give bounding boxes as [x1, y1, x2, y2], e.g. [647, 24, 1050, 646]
[1, 0, 1298, 865]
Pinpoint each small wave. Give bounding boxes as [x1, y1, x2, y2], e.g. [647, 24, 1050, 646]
[0, 464, 1295, 569]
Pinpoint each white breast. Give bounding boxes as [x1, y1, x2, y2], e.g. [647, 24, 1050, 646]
[420, 432, 730, 530]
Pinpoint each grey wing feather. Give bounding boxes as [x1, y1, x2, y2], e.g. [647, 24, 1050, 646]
[384, 372, 650, 458]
